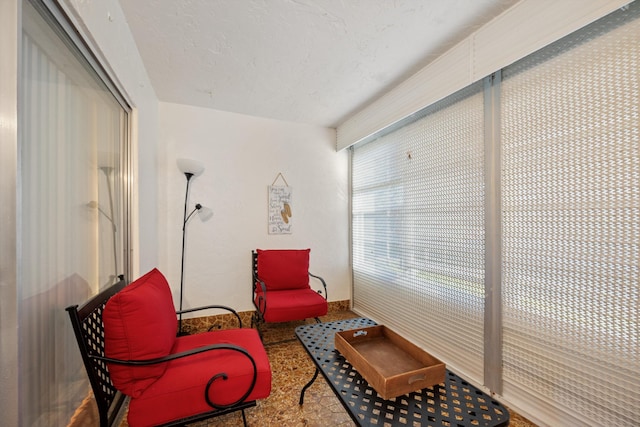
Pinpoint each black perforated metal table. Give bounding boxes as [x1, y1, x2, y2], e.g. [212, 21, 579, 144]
[296, 318, 509, 427]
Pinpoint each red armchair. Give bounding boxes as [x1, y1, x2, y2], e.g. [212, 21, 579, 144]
[66, 268, 271, 427]
[251, 249, 328, 331]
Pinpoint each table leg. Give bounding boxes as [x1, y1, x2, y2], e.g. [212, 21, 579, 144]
[299, 367, 320, 405]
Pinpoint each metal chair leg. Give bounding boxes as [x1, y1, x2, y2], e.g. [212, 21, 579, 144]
[251, 312, 265, 341]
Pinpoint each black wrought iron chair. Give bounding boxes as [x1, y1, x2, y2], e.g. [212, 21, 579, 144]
[66, 277, 128, 427]
[251, 249, 328, 334]
[66, 269, 271, 427]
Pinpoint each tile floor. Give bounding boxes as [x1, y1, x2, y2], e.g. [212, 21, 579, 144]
[156, 310, 539, 427]
[70, 309, 539, 426]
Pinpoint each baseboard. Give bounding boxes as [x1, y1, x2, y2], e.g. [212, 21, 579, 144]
[180, 299, 351, 334]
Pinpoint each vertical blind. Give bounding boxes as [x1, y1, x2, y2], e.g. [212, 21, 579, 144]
[352, 83, 486, 383]
[20, 2, 129, 425]
[351, 3, 639, 426]
[501, 4, 640, 426]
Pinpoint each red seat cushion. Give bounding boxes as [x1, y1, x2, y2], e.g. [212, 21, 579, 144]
[127, 328, 272, 427]
[103, 268, 177, 398]
[255, 288, 328, 323]
[256, 249, 310, 291]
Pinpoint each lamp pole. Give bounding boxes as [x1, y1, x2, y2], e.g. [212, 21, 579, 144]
[99, 166, 118, 284]
[176, 158, 209, 336]
[178, 172, 194, 335]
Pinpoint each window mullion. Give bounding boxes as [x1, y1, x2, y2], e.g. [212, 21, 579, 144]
[483, 71, 503, 394]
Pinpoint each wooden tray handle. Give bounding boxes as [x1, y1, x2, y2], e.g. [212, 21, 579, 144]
[408, 374, 426, 384]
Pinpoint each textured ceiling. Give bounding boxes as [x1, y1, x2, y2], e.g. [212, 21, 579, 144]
[119, 0, 519, 128]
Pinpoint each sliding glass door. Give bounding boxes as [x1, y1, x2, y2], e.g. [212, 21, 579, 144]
[19, 1, 130, 425]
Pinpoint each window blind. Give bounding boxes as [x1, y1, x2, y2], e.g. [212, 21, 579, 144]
[501, 4, 640, 426]
[351, 3, 639, 426]
[352, 83, 486, 382]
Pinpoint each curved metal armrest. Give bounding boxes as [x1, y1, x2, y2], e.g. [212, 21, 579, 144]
[253, 276, 267, 295]
[309, 272, 328, 300]
[92, 343, 259, 410]
[177, 305, 242, 328]
[253, 277, 267, 315]
[92, 342, 251, 366]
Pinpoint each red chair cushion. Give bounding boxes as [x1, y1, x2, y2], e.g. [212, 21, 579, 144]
[256, 248, 310, 291]
[103, 268, 178, 398]
[255, 288, 328, 323]
[127, 328, 272, 427]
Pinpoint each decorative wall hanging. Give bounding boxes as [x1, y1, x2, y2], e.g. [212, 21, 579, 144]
[268, 173, 292, 234]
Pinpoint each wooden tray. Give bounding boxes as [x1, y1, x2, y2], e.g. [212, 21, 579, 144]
[335, 325, 445, 400]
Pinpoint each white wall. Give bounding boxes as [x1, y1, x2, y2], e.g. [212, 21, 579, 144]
[158, 102, 350, 313]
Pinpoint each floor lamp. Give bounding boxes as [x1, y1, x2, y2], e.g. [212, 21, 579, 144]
[177, 158, 212, 335]
[87, 165, 120, 288]
[100, 166, 118, 284]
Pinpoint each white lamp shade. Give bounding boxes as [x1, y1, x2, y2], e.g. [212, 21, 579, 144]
[177, 158, 204, 176]
[97, 150, 113, 168]
[197, 206, 214, 222]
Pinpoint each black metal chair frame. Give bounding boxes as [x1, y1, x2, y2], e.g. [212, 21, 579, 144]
[250, 250, 328, 332]
[66, 277, 259, 427]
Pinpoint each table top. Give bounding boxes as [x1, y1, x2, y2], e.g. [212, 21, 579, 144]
[295, 317, 509, 427]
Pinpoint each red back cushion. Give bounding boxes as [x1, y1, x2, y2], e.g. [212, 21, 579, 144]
[103, 268, 177, 397]
[256, 249, 310, 291]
